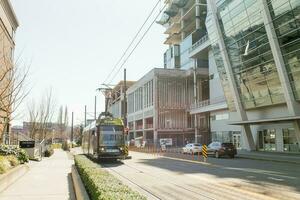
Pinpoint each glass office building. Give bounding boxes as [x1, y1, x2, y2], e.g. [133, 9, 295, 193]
[206, 0, 300, 152]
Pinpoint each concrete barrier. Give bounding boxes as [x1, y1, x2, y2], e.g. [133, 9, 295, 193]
[71, 165, 90, 200]
[0, 164, 29, 193]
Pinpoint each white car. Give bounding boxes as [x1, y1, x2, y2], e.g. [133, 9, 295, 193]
[182, 143, 202, 154]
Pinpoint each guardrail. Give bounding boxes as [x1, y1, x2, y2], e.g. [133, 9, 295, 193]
[190, 96, 227, 110]
[188, 34, 209, 53]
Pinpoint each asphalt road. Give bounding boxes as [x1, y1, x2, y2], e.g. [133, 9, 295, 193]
[101, 151, 300, 200]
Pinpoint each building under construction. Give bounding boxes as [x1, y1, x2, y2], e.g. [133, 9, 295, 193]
[127, 68, 209, 146]
[107, 81, 136, 119]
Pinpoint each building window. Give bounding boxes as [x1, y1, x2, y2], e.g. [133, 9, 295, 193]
[283, 128, 299, 152]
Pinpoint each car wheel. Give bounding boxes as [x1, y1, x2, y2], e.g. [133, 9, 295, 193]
[215, 151, 219, 158]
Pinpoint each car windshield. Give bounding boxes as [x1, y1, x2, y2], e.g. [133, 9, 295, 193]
[222, 143, 234, 147]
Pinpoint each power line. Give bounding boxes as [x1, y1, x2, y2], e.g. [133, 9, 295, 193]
[103, 0, 162, 84]
[107, 3, 167, 84]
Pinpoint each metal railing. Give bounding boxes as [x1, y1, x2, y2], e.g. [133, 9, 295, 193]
[190, 96, 227, 110]
[188, 34, 209, 53]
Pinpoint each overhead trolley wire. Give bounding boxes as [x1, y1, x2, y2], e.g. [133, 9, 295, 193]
[103, 0, 162, 84]
[107, 2, 167, 85]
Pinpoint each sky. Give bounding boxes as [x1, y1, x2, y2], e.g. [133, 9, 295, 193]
[10, 0, 166, 126]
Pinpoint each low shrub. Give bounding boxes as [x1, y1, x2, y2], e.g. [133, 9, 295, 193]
[51, 143, 62, 149]
[7, 155, 20, 166]
[44, 147, 54, 157]
[75, 155, 146, 200]
[0, 145, 29, 164]
[0, 156, 11, 174]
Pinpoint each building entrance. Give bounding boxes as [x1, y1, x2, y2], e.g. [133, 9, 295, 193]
[232, 132, 241, 149]
[258, 129, 276, 151]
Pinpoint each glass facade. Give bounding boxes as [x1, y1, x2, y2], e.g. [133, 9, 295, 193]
[267, 0, 300, 100]
[206, 5, 236, 110]
[213, 0, 286, 110]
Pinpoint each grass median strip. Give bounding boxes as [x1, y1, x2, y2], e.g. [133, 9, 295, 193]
[74, 155, 146, 200]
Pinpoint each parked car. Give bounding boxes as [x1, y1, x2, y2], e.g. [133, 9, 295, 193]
[207, 142, 237, 158]
[182, 143, 202, 154]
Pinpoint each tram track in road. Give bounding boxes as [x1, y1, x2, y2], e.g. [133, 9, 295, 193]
[102, 162, 162, 200]
[100, 154, 297, 200]
[102, 161, 217, 200]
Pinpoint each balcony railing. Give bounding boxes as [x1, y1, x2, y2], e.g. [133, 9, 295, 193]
[188, 34, 209, 53]
[190, 96, 227, 110]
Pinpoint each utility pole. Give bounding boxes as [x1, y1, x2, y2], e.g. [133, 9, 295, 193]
[123, 68, 127, 128]
[94, 96, 97, 120]
[71, 112, 74, 148]
[194, 60, 198, 143]
[84, 105, 87, 128]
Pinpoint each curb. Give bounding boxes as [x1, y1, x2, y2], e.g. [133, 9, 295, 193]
[0, 164, 29, 193]
[71, 165, 90, 200]
[236, 155, 300, 164]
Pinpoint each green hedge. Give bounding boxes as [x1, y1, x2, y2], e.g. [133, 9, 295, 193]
[51, 143, 62, 149]
[0, 145, 29, 164]
[74, 155, 146, 200]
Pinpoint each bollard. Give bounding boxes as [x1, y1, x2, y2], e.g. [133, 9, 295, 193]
[202, 145, 208, 162]
[192, 151, 194, 160]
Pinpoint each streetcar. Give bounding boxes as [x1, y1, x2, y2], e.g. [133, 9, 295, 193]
[82, 112, 128, 160]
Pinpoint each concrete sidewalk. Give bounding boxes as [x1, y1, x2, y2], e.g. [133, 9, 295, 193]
[237, 150, 300, 164]
[0, 149, 75, 200]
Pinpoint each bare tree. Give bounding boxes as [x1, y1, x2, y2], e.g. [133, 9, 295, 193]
[56, 105, 68, 141]
[0, 29, 30, 144]
[27, 89, 56, 141]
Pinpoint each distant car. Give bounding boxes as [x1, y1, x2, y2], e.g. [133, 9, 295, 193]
[207, 142, 237, 158]
[182, 143, 202, 154]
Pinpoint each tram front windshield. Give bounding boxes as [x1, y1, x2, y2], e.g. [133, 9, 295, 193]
[99, 125, 124, 146]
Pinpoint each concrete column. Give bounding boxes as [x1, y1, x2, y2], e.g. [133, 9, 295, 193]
[194, 59, 198, 143]
[293, 120, 300, 145]
[208, 1, 255, 150]
[195, 0, 201, 29]
[142, 118, 146, 141]
[181, 9, 186, 40]
[276, 128, 284, 152]
[153, 75, 159, 146]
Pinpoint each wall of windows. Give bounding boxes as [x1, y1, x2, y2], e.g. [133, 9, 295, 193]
[128, 80, 154, 114]
[134, 87, 143, 112]
[144, 80, 154, 108]
[206, 5, 236, 111]
[218, 0, 285, 109]
[268, 0, 300, 100]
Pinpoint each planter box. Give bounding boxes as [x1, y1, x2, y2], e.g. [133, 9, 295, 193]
[71, 165, 90, 200]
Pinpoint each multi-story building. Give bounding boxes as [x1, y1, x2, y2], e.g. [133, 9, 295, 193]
[127, 68, 208, 146]
[129, 0, 300, 152]
[205, 0, 300, 152]
[107, 81, 135, 119]
[158, 0, 242, 147]
[0, 0, 18, 144]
